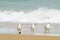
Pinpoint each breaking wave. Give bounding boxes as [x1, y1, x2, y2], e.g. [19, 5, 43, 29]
[0, 7, 60, 23]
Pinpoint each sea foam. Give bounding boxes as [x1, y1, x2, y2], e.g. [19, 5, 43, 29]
[0, 7, 60, 23]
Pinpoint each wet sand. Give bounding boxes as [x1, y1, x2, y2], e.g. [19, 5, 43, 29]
[0, 34, 60, 40]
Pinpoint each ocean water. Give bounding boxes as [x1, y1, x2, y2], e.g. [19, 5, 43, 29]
[0, 0, 60, 36]
[0, 0, 60, 10]
[0, 0, 60, 23]
[0, 22, 60, 36]
[21, 23, 60, 35]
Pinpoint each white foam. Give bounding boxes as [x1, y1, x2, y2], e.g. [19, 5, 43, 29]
[33, 33, 60, 36]
[0, 7, 60, 23]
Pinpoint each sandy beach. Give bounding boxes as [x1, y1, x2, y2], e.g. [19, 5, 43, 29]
[0, 34, 60, 40]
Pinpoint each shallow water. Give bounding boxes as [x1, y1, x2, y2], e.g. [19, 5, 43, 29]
[0, 22, 60, 36]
